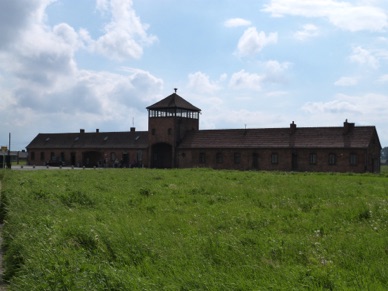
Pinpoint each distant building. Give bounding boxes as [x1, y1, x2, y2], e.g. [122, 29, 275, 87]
[0, 150, 28, 168]
[26, 91, 382, 173]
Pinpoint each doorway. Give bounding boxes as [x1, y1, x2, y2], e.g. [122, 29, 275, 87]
[151, 143, 173, 168]
[292, 151, 298, 171]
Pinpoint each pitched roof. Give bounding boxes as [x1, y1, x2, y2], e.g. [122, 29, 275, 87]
[178, 126, 379, 149]
[26, 131, 148, 149]
[146, 93, 201, 112]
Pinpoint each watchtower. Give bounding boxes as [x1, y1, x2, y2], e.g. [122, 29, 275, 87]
[146, 89, 201, 168]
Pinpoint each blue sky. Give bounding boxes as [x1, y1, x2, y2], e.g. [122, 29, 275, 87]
[1, 0, 388, 150]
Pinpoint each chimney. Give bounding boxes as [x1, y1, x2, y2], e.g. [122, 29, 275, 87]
[290, 121, 297, 134]
[80, 129, 85, 134]
[343, 119, 355, 135]
[130, 127, 136, 132]
[96, 129, 99, 133]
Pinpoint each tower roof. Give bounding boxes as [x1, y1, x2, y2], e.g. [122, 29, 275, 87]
[147, 92, 201, 112]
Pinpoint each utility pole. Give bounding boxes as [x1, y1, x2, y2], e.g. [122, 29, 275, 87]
[7, 132, 11, 169]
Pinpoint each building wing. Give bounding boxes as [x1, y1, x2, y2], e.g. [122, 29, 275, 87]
[178, 125, 379, 149]
[26, 130, 149, 150]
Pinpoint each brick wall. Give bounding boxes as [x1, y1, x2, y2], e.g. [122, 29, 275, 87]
[177, 148, 374, 173]
[28, 148, 148, 168]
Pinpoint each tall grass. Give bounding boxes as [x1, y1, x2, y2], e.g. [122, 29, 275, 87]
[1, 168, 388, 290]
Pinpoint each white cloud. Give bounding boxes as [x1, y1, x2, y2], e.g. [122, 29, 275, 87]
[224, 18, 252, 28]
[0, 0, 164, 150]
[263, 60, 291, 84]
[236, 27, 277, 57]
[227, 61, 290, 91]
[187, 72, 220, 94]
[302, 93, 388, 122]
[377, 74, 388, 83]
[302, 100, 360, 114]
[229, 70, 265, 90]
[294, 24, 319, 41]
[334, 76, 358, 87]
[262, 0, 388, 32]
[0, 0, 55, 48]
[349, 46, 379, 69]
[91, 0, 157, 60]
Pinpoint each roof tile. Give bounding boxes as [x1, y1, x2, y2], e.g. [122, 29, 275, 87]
[26, 131, 148, 149]
[178, 126, 377, 149]
[146, 93, 201, 111]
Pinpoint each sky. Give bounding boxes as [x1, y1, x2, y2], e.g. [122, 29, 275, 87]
[1, 0, 388, 151]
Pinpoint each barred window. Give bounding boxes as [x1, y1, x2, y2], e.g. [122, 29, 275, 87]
[216, 152, 223, 164]
[234, 152, 241, 164]
[309, 153, 317, 165]
[328, 153, 336, 165]
[350, 153, 357, 165]
[199, 152, 206, 164]
[271, 153, 278, 164]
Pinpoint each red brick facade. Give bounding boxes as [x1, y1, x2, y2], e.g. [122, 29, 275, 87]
[26, 92, 382, 173]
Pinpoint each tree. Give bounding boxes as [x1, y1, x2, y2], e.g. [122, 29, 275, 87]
[381, 147, 388, 160]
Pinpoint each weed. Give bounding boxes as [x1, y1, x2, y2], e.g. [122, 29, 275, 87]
[60, 190, 95, 208]
[139, 187, 152, 196]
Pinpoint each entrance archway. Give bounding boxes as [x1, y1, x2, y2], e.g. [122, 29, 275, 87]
[151, 143, 173, 168]
[83, 151, 103, 167]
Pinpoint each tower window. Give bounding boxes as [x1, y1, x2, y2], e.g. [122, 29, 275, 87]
[168, 128, 172, 135]
[152, 128, 156, 135]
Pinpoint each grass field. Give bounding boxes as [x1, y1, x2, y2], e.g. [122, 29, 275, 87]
[0, 167, 388, 290]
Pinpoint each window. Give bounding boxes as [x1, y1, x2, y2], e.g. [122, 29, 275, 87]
[328, 153, 336, 165]
[30, 152, 35, 161]
[40, 152, 45, 161]
[350, 153, 357, 165]
[152, 128, 156, 135]
[252, 153, 259, 169]
[199, 152, 206, 164]
[234, 152, 241, 164]
[168, 128, 172, 135]
[309, 153, 317, 165]
[216, 152, 223, 164]
[271, 153, 278, 164]
[137, 150, 143, 162]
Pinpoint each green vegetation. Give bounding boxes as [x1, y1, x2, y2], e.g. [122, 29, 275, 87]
[1, 168, 388, 290]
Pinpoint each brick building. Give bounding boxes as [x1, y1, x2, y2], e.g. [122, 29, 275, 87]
[26, 91, 382, 173]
